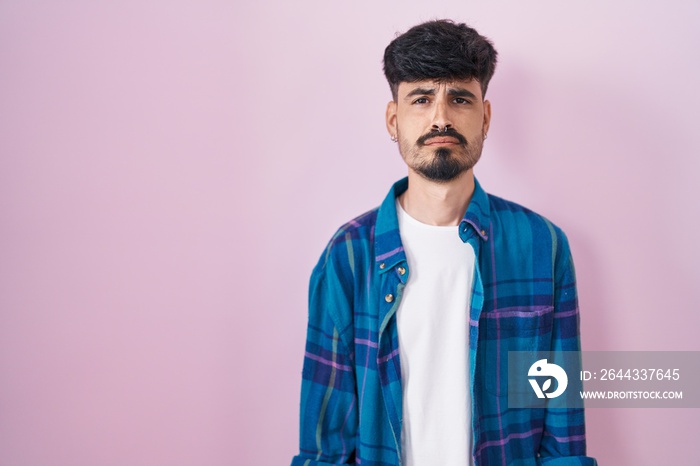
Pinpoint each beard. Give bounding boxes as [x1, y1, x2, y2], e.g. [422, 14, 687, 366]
[399, 128, 484, 183]
[414, 147, 470, 181]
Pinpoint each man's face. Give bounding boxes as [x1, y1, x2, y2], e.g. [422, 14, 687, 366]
[385, 79, 491, 183]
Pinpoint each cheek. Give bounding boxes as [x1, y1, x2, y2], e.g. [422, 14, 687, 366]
[397, 120, 423, 140]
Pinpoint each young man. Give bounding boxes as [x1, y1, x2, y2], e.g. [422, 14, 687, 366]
[291, 20, 597, 466]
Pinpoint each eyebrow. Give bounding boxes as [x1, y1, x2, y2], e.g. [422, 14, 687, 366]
[404, 87, 478, 100]
[447, 88, 477, 99]
[405, 87, 436, 98]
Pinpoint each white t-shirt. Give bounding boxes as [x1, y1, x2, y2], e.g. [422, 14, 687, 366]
[396, 199, 475, 466]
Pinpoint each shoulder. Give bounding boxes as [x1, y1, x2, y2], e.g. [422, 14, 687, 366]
[487, 192, 569, 245]
[312, 206, 379, 277]
[323, 207, 378, 253]
[486, 192, 573, 278]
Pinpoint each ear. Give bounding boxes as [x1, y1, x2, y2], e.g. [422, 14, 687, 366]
[482, 99, 492, 137]
[385, 100, 397, 139]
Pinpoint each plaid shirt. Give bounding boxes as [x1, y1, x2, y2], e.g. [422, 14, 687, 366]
[291, 177, 597, 466]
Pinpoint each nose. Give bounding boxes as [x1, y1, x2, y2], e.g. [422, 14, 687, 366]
[431, 98, 453, 133]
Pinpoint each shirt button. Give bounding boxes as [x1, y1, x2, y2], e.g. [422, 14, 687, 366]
[379, 262, 386, 269]
[481, 229, 486, 236]
[397, 266, 406, 275]
[385, 293, 394, 303]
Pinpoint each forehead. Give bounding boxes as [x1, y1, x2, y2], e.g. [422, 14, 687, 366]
[398, 78, 483, 98]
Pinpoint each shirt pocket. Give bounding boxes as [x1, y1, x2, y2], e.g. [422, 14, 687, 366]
[477, 305, 555, 397]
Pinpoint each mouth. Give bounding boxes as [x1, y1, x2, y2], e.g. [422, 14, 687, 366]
[424, 136, 460, 145]
[417, 129, 467, 147]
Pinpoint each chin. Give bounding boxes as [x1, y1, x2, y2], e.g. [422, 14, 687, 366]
[434, 147, 452, 158]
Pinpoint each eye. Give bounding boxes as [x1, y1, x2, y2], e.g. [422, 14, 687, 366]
[453, 97, 471, 105]
[412, 97, 429, 104]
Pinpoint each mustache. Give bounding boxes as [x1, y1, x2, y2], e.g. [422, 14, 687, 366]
[417, 128, 467, 146]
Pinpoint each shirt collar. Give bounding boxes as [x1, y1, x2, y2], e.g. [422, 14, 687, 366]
[374, 176, 491, 274]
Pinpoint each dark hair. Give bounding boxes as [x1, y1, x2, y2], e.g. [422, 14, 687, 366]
[383, 19, 498, 100]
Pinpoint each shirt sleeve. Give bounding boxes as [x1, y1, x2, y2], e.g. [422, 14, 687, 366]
[291, 247, 358, 466]
[537, 231, 598, 466]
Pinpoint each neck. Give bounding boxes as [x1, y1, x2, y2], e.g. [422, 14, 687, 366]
[398, 169, 476, 226]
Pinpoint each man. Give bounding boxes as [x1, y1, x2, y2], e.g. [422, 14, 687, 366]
[291, 20, 597, 466]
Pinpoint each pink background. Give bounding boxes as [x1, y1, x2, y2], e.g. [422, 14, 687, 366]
[1, 1, 698, 465]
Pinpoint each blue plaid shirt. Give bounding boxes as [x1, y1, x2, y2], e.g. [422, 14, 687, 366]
[291, 177, 597, 466]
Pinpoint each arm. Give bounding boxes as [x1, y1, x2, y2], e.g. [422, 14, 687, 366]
[291, 248, 358, 466]
[537, 231, 598, 466]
